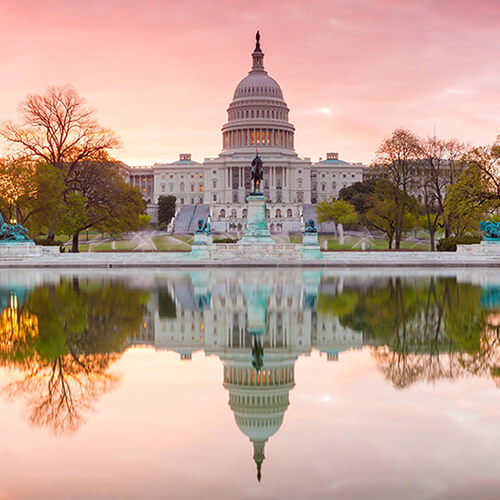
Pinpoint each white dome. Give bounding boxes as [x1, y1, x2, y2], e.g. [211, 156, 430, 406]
[235, 413, 284, 441]
[233, 72, 284, 100]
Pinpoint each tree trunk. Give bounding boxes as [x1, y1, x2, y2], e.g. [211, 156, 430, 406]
[47, 219, 57, 242]
[426, 209, 435, 251]
[72, 231, 80, 253]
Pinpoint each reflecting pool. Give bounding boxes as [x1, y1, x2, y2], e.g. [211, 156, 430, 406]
[0, 269, 499, 499]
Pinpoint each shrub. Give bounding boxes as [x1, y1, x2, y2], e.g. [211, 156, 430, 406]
[437, 235, 481, 252]
[213, 237, 239, 244]
[33, 238, 61, 246]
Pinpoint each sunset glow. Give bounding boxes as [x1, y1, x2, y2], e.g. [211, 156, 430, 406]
[1, 0, 498, 165]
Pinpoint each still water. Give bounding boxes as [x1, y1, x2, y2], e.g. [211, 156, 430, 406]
[0, 268, 499, 499]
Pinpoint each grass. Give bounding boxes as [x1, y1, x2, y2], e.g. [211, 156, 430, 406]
[289, 235, 303, 244]
[318, 235, 431, 251]
[92, 242, 113, 251]
[114, 240, 137, 250]
[153, 236, 191, 252]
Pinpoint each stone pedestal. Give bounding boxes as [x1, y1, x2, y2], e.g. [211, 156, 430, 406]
[0, 241, 42, 258]
[457, 240, 500, 255]
[189, 232, 213, 259]
[302, 232, 322, 260]
[239, 194, 274, 244]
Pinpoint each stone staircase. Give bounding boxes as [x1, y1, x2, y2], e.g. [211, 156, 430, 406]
[173, 205, 210, 234]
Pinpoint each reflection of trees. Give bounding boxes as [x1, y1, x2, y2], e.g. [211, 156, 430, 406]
[0, 280, 149, 434]
[321, 277, 500, 388]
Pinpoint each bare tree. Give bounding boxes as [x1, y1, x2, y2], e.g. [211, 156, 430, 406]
[418, 137, 466, 247]
[1, 85, 120, 238]
[375, 128, 421, 248]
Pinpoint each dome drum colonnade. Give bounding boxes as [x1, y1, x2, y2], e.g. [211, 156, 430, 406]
[221, 34, 295, 151]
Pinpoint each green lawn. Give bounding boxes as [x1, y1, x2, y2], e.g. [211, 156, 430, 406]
[92, 242, 113, 251]
[153, 236, 191, 252]
[289, 235, 303, 244]
[318, 235, 431, 251]
[114, 240, 138, 250]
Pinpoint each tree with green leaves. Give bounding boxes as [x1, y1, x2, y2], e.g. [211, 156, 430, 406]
[63, 160, 145, 252]
[158, 195, 176, 227]
[316, 199, 358, 228]
[338, 179, 376, 215]
[363, 179, 418, 249]
[443, 164, 487, 237]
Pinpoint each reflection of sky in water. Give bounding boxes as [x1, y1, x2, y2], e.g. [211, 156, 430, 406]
[0, 269, 499, 499]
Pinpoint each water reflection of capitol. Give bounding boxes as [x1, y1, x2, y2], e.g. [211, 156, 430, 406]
[131, 270, 362, 480]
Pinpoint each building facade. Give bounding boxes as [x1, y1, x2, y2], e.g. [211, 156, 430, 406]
[125, 35, 365, 232]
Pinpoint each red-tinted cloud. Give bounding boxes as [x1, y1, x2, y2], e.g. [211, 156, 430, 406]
[0, 0, 498, 164]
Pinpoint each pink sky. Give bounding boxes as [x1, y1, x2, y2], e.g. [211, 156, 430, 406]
[0, 0, 499, 166]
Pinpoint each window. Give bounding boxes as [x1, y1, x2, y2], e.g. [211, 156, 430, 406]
[231, 209, 237, 218]
[180, 182, 185, 192]
[287, 208, 293, 217]
[220, 209, 225, 218]
[169, 184, 174, 192]
[321, 183, 326, 192]
[199, 185, 203, 192]
[297, 178, 302, 189]
[161, 184, 165, 192]
[213, 170, 216, 175]
[276, 209, 281, 218]
[213, 180, 217, 189]
[242, 208, 247, 218]
[213, 194, 217, 202]
[191, 184, 194, 192]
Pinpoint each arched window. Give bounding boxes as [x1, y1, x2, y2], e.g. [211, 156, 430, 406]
[169, 184, 174, 192]
[231, 209, 237, 218]
[180, 182, 185, 192]
[332, 181, 337, 190]
[297, 178, 302, 189]
[275, 209, 281, 218]
[191, 184, 195, 192]
[321, 183, 326, 192]
[287, 208, 293, 217]
[213, 180, 217, 189]
[242, 208, 247, 217]
[220, 209, 225, 218]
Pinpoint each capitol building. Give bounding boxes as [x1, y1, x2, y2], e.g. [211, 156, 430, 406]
[125, 33, 365, 232]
